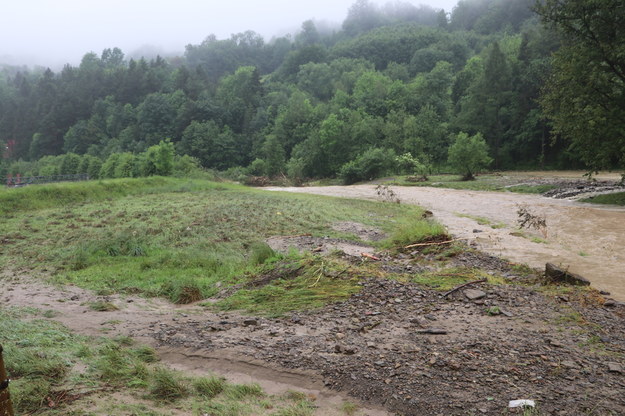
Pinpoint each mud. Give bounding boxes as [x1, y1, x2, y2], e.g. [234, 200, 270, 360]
[267, 179, 625, 300]
[0, 274, 389, 415]
[3, 256, 625, 415]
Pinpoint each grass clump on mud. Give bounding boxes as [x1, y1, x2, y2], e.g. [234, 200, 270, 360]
[215, 255, 364, 317]
[582, 191, 625, 205]
[0, 306, 318, 415]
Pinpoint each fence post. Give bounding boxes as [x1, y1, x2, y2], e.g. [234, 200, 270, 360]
[0, 345, 14, 416]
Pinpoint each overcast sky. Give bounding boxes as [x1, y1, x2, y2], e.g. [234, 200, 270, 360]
[1, 0, 459, 68]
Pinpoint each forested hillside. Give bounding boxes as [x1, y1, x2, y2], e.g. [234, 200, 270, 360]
[0, 0, 620, 181]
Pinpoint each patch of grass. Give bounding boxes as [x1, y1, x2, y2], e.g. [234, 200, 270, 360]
[88, 301, 119, 311]
[149, 367, 189, 402]
[341, 401, 359, 415]
[273, 400, 315, 416]
[193, 375, 226, 399]
[456, 213, 506, 229]
[530, 236, 548, 244]
[225, 382, 264, 400]
[1, 177, 428, 308]
[381, 217, 447, 249]
[581, 192, 625, 205]
[0, 306, 350, 415]
[215, 256, 362, 317]
[411, 267, 493, 291]
[507, 184, 557, 194]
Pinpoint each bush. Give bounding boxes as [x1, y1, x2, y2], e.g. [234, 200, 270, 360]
[141, 139, 174, 176]
[101, 153, 122, 178]
[339, 148, 396, 185]
[395, 152, 430, 178]
[447, 132, 492, 180]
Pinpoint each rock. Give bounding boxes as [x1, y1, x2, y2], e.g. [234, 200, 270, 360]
[343, 347, 357, 355]
[604, 300, 617, 307]
[561, 360, 578, 369]
[416, 328, 448, 335]
[464, 289, 486, 300]
[473, 229, 483, 233]
[243, 319, 258, 326]
[607, 363, 623, 373]
[545, 263, 591, 286]
[600, 290, 611, 295]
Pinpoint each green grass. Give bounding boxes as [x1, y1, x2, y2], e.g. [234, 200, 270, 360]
[382, 217, 447, 249]
[0, 177, 432, 305]
[0, 306, 322, 415]
[455, 213, 506, 229]
[214, 255, 363, 317]
[581, 192, 625, 205]
[384, 173, 558, 195]
[506, 184, 557, 194]
[410, 267, 495, 291]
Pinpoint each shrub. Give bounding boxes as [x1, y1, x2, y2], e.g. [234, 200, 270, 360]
[447, 132, 492, 180]
[339, 147, 396, 185]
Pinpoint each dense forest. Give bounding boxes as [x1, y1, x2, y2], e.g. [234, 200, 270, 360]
[0, 0, 623, 182]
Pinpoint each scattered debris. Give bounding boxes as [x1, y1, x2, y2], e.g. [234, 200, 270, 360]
[509, 399, 536, 408]
[441, 279, 488, 298]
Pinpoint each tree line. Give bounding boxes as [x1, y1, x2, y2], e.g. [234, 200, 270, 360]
[1, 0, 622, 183]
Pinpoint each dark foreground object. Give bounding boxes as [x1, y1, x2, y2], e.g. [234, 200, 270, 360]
[0, 345, 14, 416]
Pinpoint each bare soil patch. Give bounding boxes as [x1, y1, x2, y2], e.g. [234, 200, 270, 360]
[267, 235, 376, 257]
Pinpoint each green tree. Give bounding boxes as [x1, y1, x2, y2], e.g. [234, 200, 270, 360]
[141, 139, 174, 176]
[447, 132, 492, 180]
[535, 0, 625, 171]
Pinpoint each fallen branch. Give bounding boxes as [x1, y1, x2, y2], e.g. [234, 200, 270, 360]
[441, 278, 488, 298]
[361, 252, 381, 261]
[404, 237, 471, 249]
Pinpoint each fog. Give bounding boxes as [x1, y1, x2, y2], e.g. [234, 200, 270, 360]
[0, 0, 458, 68]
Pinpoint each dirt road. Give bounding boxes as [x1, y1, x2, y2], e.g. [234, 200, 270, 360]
[267, 185, 625, 300]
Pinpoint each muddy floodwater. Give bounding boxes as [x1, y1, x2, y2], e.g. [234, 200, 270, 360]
[268, 180, 625, 300]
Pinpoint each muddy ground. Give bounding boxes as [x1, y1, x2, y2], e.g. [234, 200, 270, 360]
[2, 242, 625, 415]
[267, 173, 625, 300]
[3, 173, 625, 415]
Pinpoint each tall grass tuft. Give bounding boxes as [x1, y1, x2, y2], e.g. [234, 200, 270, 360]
[193, 375, 226, 399]
[382, 218, 447, 248]
[149, 367, 189, 402]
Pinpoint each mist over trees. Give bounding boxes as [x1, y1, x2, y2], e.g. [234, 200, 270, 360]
[0, 0, 617, 181]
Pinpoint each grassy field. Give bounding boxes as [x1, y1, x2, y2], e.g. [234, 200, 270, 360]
[0, 177, 439, 308]
[382, 174, 557, 194]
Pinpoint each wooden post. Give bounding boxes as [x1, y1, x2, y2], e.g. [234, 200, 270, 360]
[0, 345, 14, 416]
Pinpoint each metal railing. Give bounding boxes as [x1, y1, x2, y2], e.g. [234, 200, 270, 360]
[4, 173, 90, 187]
[0, 345, 14, 416]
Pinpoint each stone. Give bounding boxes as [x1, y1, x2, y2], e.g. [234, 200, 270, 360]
[464, 289, 487, 300]
[243, 319, 259, 326]
[416, 328, 448, 335]
[607, 363, 623, 373]
[545, 263, 591, 286]
[604, 300, 617, 307]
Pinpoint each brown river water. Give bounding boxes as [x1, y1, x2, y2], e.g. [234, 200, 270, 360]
[267, 179, 625, 300]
